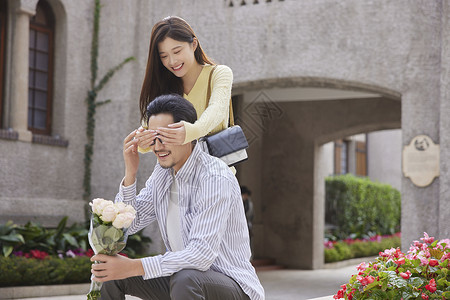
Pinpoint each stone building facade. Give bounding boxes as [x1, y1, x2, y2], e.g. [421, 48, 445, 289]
[0, 0, 448, 269]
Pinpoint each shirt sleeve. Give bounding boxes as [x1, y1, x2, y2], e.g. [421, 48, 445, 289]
[182, 65, 233, 144]
[140, 176, 234, 279]
[115, 176, 156, 235]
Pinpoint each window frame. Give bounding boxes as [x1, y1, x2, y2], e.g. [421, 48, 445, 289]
[0, 2, 6, 128]
[28, 2, 54, 135]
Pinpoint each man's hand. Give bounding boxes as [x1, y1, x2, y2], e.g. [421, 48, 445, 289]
[123, 130, 139, 186]
[91, 254, 144, 282]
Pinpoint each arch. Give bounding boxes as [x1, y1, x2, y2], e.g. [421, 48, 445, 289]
[236, 77, 402, 269]
[233, 76, 401, 102]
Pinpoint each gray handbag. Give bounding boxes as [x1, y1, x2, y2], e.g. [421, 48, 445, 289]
[203, 66, 249, 166]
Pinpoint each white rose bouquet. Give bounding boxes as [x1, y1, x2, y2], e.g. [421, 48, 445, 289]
[87, 198, 136, 300]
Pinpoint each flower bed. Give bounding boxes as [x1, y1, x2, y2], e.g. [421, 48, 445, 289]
[0, 216, 151, 287]
[0, 255, 92, 287]
[325, 233, 401, 263]
[334, 233, 450, 299]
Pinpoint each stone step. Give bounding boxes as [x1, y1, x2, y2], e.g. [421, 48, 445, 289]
[251, 258, 285, 271]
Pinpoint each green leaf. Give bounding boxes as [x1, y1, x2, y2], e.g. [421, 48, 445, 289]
[62, 233, 79, 247]
[409, 277, 425, 288]
[0, 233, 25, 244]
[3, 244, 13, 257]
[386, 260, 396, 268]
[55, 216, 68, 239]
[388, 274, 407, 288]
[370, 289, 387, 299]
[93, 57, 135, 93]
[401, 289, 415, 300]
[103, 227, 123, 243]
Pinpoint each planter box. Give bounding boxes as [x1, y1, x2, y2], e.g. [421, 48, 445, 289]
[0, 283, 89, 299]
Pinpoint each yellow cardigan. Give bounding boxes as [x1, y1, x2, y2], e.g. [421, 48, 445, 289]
[139, 64, 233, 152]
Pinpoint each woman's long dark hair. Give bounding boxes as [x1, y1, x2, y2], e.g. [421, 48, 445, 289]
[139, 16, 214, 122]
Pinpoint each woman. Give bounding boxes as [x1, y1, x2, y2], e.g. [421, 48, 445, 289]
[136, 16, 233, 151]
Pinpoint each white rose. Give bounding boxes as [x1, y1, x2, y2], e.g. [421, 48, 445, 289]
[112, 212, 135, 229]
[115, 202, 136, 216]
[100, 204, 118, 222]
[115, 202, 128, 214]
[90, 198, 114, 215]
[89, 198, 103, 215]
[123, 205, 136, 216]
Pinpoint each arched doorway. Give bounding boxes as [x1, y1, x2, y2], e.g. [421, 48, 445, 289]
[235, 79, 401, 269]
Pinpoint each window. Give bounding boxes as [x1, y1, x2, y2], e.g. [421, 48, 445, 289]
[334, 139, 348, 175]
[28, 0, 54, 135]
[0, 1, 6, 127]
[355, 140, 367, 176]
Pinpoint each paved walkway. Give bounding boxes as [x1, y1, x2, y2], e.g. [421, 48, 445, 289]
[12, 263, 360, 300]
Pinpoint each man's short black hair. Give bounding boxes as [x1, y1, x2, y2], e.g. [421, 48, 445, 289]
[146, 94, 197, 124]
[240, 186, 251, 196]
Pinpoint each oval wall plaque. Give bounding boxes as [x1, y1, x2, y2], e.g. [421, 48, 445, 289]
[402, 135, 440, 187]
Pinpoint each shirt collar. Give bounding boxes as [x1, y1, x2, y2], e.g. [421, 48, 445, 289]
[174, 142, 201, 183]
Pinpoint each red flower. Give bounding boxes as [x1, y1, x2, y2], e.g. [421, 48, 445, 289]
[421, 293, 429, 300]
[425, 279, 436, 293]
[29, 249, 49, 260]
[399, 270, 411, 279]
[394, 257, 406, 265]
[85, 249, 94, 257]
[357, 275, 375, 286]
[334, 289, 345, 299]
[429, 259, 439, 267]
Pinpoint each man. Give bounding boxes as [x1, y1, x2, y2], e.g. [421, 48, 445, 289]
[241, 186, 254, 248]
[91, 94, 264, 300]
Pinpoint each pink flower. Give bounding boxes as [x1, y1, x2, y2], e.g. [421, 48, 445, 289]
[441, 252, 450, 261]
[399, 270, 411, 279]
[66, 250, 76, 258]
[437, 239, 450, 249]
[357, 262, 369, 271]
[419, 256, 429, 266]
[421, 293, 429, 300]
[425, 279, 437, 293]
[421, 232, 434, 244]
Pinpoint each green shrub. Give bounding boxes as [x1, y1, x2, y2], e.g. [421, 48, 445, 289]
[324, 247, 341, 263]
[324, 235, 401, 263]
[325, 174, 401, 239]
[0, 256, 91, 287]
[1, 217, 151, 259]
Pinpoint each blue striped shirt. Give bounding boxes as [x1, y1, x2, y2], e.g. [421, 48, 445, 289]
[115, 143, 265, 300]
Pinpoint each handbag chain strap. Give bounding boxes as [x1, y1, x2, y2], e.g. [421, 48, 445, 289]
[206, 65, 234, 127]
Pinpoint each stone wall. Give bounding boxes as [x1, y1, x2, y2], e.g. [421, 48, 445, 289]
[0, 0, 448, 265]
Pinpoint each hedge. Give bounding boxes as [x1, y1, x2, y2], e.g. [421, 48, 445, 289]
[325, 174, 401, 239]
[0, 256, 91, 287]
[324, 235, 401, 263]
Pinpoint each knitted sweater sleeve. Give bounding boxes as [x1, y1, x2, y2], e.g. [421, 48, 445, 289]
[182, 65, 233, 144]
